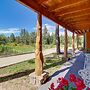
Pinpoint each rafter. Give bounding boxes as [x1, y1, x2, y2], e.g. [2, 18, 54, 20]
[75, 30, 83, 34]
[62, 13, 90, 21]
[46, 0, 88, 11]
[70, 22, 90, 25]
[74, 27, 90, 30]
[64, 18, 90, 24]
[54, 1, 90, 16]
[56, 8, 90, 17]
[66, 22, 90, 30]
[35, 0, 48, 4]
[58, 8, 90, 19]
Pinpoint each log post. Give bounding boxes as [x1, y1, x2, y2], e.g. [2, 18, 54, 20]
[55, 24, 60, 54]
[72, 32, 75, 53]
[76, 34, 79, 49]
[35, 13, 43, 76]
[64, 29, 68, 58]
[83, 33, 86, 50]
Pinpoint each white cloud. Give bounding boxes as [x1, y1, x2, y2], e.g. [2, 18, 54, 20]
[44, 24, 56, 31]
[60, 30, 73, 36]
[0, 28, 20, 34]
[33, 24, 75, 36]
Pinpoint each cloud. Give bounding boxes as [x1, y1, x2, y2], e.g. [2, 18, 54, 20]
[0, 28, 20, 34]
[33, 24, 56, 31]
[44, 24, 56, 31]
[60, 30, 73, 36]
[33, 24, 75, 36]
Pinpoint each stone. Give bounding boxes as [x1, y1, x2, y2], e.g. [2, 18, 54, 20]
[29, 71, 49, 86]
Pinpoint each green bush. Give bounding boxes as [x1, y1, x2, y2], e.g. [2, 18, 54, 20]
[0, 45, 18, 55]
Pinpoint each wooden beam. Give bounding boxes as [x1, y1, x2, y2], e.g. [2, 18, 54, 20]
[35, 13, 43, 76]
[74, 29, 84, 34]
[35, 0, 48, 4]
[68, 21, 90, 25]
[76, 30, 82, 34]
[76, 27, 90, 31]
[64, 29, 68, 58]
[54, 0, 90, 16]
[65, 18, 90, 23]
[71, 23, 90, 27]
[63, 13, 90, 21]
[78, 30, 84, 34]
[66, 22, 90, 30]
[57, 8, 90, 17]
[49, 0, 87, 11]
[17, 0, 74, 32]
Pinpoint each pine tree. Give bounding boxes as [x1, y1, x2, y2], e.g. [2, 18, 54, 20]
[10, 33, 15, 42]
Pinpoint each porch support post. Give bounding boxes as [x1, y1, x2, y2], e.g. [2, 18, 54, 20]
[83, 33, 86, 50]
[55, 24, 60, 54]
[64, 29, 68, 58]
[72, 32, 75, 53]
[76, 34, 79, 49]
[35, 13, 43, 76]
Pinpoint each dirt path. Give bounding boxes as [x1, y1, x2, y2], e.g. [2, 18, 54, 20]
[0, 48, 56, 68]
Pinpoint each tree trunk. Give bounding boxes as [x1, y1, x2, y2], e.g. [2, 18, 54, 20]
[35, 13, 43, 76]
[55, 24, 60, 54]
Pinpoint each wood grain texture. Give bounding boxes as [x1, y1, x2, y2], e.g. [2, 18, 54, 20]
[17, 0, 90, 34]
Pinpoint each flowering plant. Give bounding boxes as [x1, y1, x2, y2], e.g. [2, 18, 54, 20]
[48, 74, 86, 90]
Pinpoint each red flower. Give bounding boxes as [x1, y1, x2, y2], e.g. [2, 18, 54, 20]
[56, 83, 63, 90]
[57, 78, 61, 83]
[55, 86, 64, 90]
[74, 78, 86, 89]
[49, 75, 86, 90]
[49, 83, 55, 90]
[60, 77, 68, 86]
[69, 74, 76, 82]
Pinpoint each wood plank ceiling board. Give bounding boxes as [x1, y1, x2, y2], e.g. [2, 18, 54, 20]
[17, 0, 90, 34]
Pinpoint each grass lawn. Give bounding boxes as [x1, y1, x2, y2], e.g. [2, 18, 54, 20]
[0, 53, 72, 77]
[0, 44, 56, 56]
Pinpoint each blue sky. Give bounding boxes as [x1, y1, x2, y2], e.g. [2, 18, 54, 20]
[0, 0, 72, 36]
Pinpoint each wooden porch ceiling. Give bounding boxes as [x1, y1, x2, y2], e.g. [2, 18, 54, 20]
[17, 0, 90, 34]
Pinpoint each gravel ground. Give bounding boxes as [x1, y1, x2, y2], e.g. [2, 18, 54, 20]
[0, 76, 37, 90]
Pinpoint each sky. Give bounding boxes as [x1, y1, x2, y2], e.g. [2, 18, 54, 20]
[0, 0, 72, 36]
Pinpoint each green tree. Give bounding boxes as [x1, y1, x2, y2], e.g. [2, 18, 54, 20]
[20, 29, 30, 45]
[10, 33, 15, 42]
[29, 32, 36, 44]
[68, 36, 72, 47]
[0, 34, 7, 44]
[43, 25, 51, 44]
[15, 36, 20, 44]
[60, 35, 64, 46]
